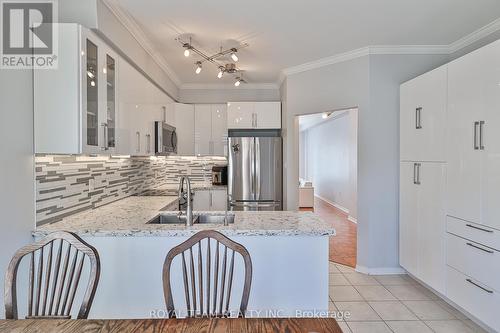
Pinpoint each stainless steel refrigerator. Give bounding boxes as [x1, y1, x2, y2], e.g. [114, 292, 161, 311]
[228, 131, 282, 211]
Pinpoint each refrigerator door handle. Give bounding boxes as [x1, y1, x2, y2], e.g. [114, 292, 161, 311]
[255, 138, 261, 200]
[250, 138, 255, 200]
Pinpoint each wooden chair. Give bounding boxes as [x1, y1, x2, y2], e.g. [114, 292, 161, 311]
[4, 231, 100, 319]
[163, 230, 252, 318]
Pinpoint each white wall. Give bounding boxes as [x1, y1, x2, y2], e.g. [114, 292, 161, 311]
[0, 69, 36, 318]
[300, 110, 358, 219]
[282, 53, 451, 273]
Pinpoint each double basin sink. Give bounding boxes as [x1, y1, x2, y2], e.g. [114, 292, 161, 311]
[147, 213, 235, 225]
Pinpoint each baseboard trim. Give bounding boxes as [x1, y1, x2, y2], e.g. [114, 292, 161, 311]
[355, 265, 406, 275]
[314, 195, 349, 214]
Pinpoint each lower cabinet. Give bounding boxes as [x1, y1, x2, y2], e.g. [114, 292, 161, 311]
[400, 162, 446, 293]
[193, 189, 227, 211]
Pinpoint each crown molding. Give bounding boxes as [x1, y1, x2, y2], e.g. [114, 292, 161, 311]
[281, 18, 500, 81]
[180, 83, 279, 90]
[102, 0, 182, 86]
[448, 17, 500, 53]
[101, 2, 500, 89]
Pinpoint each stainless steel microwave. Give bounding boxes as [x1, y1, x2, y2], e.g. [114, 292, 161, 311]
[155, 122, 177, 155]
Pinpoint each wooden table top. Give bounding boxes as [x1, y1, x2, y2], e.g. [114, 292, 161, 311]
[0, 318, 342, 333]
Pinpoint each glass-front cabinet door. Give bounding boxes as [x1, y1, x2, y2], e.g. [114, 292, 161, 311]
[85, 39, 99, 150]
[105, 54, 116, 150]
[82, 30, 118, 153]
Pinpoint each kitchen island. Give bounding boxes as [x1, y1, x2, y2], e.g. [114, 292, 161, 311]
[34, 196, 335, 319]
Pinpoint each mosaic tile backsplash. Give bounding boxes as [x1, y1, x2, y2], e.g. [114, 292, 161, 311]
[35, 155, 227, 225]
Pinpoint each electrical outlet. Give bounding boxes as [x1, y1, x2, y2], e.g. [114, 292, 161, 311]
[89, 179, 95, 192]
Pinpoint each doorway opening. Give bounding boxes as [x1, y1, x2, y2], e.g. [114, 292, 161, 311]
[297, 108, 358, 267]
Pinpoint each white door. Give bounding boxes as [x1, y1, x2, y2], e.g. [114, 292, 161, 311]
[417, 162, 446, 293]
[254, 102, 281, 129]
[193, 190, 211, 211]
[480, 40, 500, 230]
[211, 104, 228, 156]
[400, 66, 447, 162]
[194, 104, 212, 155]
[211, 190, 228, 211]
[446, 47, 484, 224]
[400, 162, 419, 275]
[227, 102, 254, 129]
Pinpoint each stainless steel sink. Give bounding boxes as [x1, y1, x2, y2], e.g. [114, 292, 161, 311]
[147, 214, 191, 224]
[197, 214, 235, 224]
[147, 214, 235, 225]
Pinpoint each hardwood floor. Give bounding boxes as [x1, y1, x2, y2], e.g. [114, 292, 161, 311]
[300, 197, 357, 267]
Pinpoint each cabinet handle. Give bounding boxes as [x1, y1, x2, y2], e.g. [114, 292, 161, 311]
[146, 134, 151, 154]
[473, 121, 480, 150]
[136, 131, 140, 153]
[413, 163, 421, 185]
[479, 121, 485, 150]
[101, 123, 109, 151]
[466, 242, 494, 254]
[209, 191, 213, 208]
[466, 278, 493, 294]
[415, 107, 422, 129]
[466, 223, 494, 233]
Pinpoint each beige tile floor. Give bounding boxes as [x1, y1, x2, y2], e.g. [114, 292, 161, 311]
[329, 263, 489, 333]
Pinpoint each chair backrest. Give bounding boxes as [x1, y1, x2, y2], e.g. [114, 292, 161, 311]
[4, 231, 100, 319]
[163, 230, 252, 318]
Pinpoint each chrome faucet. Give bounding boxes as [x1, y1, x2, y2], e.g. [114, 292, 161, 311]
[178, 176, 194, 226]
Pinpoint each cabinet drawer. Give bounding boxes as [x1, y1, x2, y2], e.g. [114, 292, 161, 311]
[446, 233, 500, 291]
[446, 266, 499, 332]
[446, 216, 500, 251]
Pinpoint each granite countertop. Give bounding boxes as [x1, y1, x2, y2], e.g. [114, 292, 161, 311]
[34, 196, 335, 238]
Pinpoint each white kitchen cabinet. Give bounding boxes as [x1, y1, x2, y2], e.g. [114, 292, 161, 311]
[399, 162, 419, 275]
[400, 66, 447, 162]
[194, 105, 212, 155]
[211, 189, 228, 211]
[35, 24, 119, 154]
[227, 102, 281, 129]
[211, 104, 228, 156]
[447, 39, 500, 230]
[227, 102, 254, 128]
[193, 190, 211, 211]
[400, 162, 446, 293]
[118, 60, 166, 156]
[254, 102, 282, 129]
[193, 189, 227, 211]
[165, 103, 195, 155]
[194, 104, 228, 156]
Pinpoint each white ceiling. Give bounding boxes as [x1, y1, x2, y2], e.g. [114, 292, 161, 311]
[106, 0, 500, 86]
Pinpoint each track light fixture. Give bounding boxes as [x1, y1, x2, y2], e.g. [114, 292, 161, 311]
[176, 36, 249, 83]
[230, 48, 238, 62]
[217, 66, 224, 79]
[234, 75, 246, 87]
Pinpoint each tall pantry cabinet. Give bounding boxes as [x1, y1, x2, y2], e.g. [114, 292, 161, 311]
[400, 39, 500, 332]
[399, 66, 447, 294]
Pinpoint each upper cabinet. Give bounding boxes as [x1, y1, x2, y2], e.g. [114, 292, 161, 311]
[227, 102, 281, 129]
[165, 103, 195, 155]
[400, 66, 447, 162]
[446, 39, 500, 230]
[194, 104, 228, 156]
[35, 24, 119, 154]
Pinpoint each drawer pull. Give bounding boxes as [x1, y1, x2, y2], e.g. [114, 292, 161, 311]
[466, 224, 493, 233]
[466, 278, 493, 294]
[466, 242, 494, 254]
